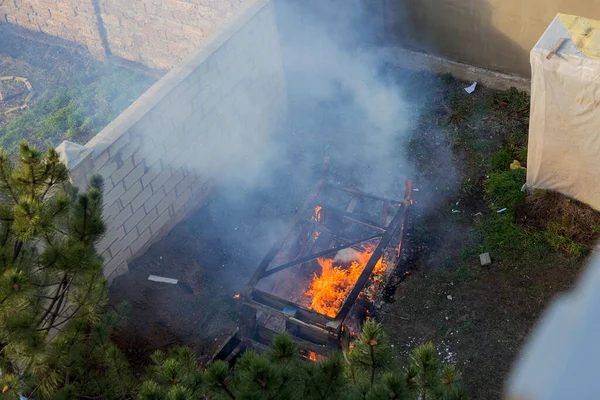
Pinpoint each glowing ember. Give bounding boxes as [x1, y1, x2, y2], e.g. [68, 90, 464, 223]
[311, 206, 322, 242]
[311, 206, 322, 222]
[309, 351, 317, 361]
[305, 243, 385, 318]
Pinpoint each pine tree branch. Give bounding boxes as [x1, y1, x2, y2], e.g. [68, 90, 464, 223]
[37, 273, 69, 328]
[0, 159, 18, 204]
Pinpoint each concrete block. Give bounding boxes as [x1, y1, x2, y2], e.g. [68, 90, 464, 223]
[97, 225, 125, 255]
[480, 253, 492, 266]
[163, 167, 185, 195]
[94, 149, 111, 170]
[104, 198, 123, 222]
[131, 184, 153, 212]
[121, 226, 140, 250]
[157, 188, 178, 216]
[144, 186, 167, 214]
[129, 228, 154, 258]
[137, 207, 159, 234]
[124, 205, 146, 233]
[150, 166, 173, 193]
[150, 208, 171, 235]
[172, 187, 192, 214]
[97, 160, 119, 180]
[109, 237, 125, 259]
[120, 181, 143, 208]
[108, 132, 131, 158]
[104, 181, 126, 208]
[110, 158, 135, 186]
[110, 204, 133, 232]
[123, 162, 146, 189]
[175, 175, 192, 196]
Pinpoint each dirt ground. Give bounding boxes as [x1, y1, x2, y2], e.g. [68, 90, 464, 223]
[108, 70, 595, 399]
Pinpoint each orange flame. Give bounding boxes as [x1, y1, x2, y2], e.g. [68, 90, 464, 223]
[233, 294, 240, 299]
[309, 351, 317, 361]
[312, 206, 322, 222]
[305, 244, 385, 317]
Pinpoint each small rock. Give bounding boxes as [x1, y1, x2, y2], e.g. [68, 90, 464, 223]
[447, 295, 453, 300]
[479, 252, 492, 266]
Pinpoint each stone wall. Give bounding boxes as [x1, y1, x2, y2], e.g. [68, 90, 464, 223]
[99, 0, 256, 70]
[57, 0, 286, 281]
[385, 0, 600, 78]
[0, 0, 106, 58]
[1, 0, 258, 71]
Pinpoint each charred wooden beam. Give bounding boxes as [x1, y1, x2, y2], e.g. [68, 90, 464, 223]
[325, 183, 404, 205]
[243, 181, 324, 295]
[260, 233, 383, 279]
[320, 204, 387, 232]
[255, 325, 334, 354]
[244, 289, 335, 329]
[333, 180, 412, 323]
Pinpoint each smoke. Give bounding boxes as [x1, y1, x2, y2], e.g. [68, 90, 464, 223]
[143, 0, 454, 286]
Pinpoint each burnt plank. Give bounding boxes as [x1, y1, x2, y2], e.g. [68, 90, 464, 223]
[261, 233, 383, 278]
[320, 204, 387, 231]
[243, 181, 325, 294]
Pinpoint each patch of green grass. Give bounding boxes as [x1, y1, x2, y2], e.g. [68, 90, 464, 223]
[496, 87, 530, 114]
[509, 130, 528, 147]
[486, 169, 526, 209]
[476, 212, 548, 266]
[543, 222, 588, 258]
[489, 148, 514, 172]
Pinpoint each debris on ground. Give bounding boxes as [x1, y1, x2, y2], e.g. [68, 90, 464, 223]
[480, 252, 492, 266]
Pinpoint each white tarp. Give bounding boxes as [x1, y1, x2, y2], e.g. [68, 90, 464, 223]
[527, 15, 600, 211]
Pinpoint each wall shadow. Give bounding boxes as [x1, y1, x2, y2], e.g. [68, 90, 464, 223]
[383, 0, 600, 78]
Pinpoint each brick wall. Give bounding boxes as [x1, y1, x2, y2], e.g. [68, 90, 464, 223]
[57, 0, 286, 281]
[98, 0, 256, 70]
[1, 0, 258, 71]
[0, 0, 106, 58]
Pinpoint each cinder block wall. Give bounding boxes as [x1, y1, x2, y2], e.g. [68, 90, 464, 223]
[1, 0, 258, 70]
[385, 0, 600, 78]
[59, 0, 286, 281]
[98, 0, 256, 70]
[0, 0, 106, 58]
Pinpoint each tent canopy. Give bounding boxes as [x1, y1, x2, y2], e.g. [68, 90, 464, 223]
[527, 14, 600, 211]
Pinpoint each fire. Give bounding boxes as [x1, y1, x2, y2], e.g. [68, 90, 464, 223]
[305, 243, 386, 318]
[312, 206, 322, 222]
[309, 351, 317, 361]
[311, 206, 322, 242]
[233, 294, 240, 299]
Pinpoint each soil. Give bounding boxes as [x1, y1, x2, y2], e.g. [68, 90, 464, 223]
[516, 191, 600, 245]
[108, 69, 595, 399]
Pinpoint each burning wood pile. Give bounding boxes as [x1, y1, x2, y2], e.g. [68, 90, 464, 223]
[214, 180, 412, 362]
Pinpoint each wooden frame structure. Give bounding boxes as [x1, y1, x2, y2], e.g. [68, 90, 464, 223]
[213, 179, 412, 361]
